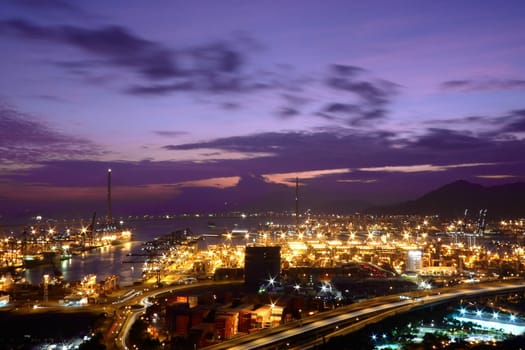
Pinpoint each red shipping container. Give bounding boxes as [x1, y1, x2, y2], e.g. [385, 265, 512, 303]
[175, 315, 190, 336]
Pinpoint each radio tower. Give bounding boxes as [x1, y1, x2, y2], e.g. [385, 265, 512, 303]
[295, 177, 299, 232]
[107, 168, 112, 225]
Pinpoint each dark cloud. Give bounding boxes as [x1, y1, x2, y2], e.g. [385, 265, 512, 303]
[326, 65, 398, 105]
[147, 128, 522, 212]
[164, 129, 395, 154]
[7, 0, 89, 16]
[331, 64, 366, 77]
[362, 109, 387, 122]
[0, 19, 178, 80]
[0, 105, 102, 166]
[323, 103, 360, 114]
[410, 128, 492, 151]
[162, 130, 405, 172]
[127, 39, 276, 96]
[163, 123, 525, 171]
[276, 94, 310, 119]
[0, 18, 399, 129]
[501, 109, 525, 132]
[277, 107, 300, 118]
[126, 81, 194, 95]
[440, 80, 469, 89]
[319, 64, 399, 125]
[424, 115, 489, 125]
[164, 132, 295, 152]
[153, 130, 189, 138]
[441, 78, 525, 91]
[317, 103, 387, 126]
[318, 103, 360, 121]
[0, 18, 276, 98]
[191, 42, 243, 74]
[2, 126, 525, 217]
[423, 109, 525, 142]
[200, 151, 223, 157]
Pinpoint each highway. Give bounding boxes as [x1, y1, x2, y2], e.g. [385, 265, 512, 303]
[8, 279, 522, 350]
[203, 280, 525, 350]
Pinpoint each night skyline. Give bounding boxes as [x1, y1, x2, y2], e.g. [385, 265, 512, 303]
[1, 1, 525, 219]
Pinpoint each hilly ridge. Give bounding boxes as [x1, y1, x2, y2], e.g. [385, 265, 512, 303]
[368, 180, 525, 218]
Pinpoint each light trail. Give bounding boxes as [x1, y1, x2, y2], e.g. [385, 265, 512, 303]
[207, 281, 525, 350]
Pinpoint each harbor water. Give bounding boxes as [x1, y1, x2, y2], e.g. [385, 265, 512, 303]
[21, 216, 294, 286]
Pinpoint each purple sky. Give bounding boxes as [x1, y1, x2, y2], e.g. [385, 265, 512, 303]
[1, 0, 525, 219]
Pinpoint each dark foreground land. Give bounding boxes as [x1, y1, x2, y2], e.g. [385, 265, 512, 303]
[0, 311, 100, 349]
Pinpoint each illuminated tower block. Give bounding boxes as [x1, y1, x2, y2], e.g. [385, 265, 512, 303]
[406, 250, 422, 273]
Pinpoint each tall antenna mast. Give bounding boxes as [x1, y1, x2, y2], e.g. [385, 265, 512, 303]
[107, 168, 112, 225]
[295, 177, 299, 231]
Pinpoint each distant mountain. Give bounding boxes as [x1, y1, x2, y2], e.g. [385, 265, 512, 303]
[368, 180, 525, 218]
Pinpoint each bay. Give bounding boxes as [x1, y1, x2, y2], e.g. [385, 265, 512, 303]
[22, 215, 294, 286]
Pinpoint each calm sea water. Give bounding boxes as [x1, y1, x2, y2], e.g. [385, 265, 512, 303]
[22, 216, 294, 286]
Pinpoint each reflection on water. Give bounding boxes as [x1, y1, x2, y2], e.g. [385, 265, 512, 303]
[22, 216, 294, 286]
[24, 241, 143, 286]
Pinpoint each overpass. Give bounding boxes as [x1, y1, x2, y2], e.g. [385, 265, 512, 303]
[203, 280, 525, 350]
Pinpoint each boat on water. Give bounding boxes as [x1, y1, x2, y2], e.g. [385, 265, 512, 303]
[99, 226, 133, 246]
[22, 254, 46, 268]
[23, 250, 71, 268]
[110, 232, 133, 245]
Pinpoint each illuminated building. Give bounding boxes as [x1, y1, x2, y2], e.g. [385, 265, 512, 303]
[406, 250, 422, 273]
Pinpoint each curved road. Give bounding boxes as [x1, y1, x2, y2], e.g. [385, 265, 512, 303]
[115, 280, 243, 349]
